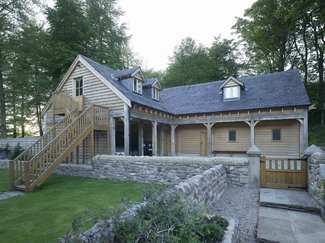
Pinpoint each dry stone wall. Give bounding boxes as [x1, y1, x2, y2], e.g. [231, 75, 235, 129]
[54, 155, 249, 187]
[308, 152, 325, 217]
[80, 162, 239, 243]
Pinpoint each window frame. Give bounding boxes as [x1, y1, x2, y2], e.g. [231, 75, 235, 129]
[224, 86, 239, 99]
[133, 78, 142, 94]
[272, 129, 281, 141]
[228, 130, 236, 142]
[75, 78, 83, 97]
[152, 87, 160, 101]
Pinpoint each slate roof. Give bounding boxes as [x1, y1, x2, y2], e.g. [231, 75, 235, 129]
[113, 66, 140, 79]
[143, 78, 157, 88]
[161, 69, 311, 115]
[81, 55, 310, 116]
[81, 55, 173, 113]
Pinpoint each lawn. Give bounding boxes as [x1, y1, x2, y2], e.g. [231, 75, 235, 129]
[0, 169, 156, 243]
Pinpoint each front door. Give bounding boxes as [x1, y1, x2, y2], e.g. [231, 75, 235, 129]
[260, 156, 307, 190]
[200, 132, 207, 156]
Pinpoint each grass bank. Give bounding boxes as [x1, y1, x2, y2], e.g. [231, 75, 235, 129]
[0, 169, 154, 243]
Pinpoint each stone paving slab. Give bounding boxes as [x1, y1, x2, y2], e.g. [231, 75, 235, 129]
[257, 207, 325, 243]
[260, 188, 321, 213]
[0, 191, 24, 200]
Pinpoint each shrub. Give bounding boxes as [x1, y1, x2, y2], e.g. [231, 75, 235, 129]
[8, 143, 24, 160]
[59, 187, 228, 242]
[113, 187, 227, 243]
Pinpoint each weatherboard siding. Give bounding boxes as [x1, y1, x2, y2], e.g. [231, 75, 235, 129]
[177, 124, 206, 155]
[212, 122, 251, 152]
[255, 120, 299, 156]
[60, 63, 125, 111]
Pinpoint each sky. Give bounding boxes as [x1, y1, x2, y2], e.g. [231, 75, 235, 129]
[46, 0, 256, 71]
[117, 0, 256, 71]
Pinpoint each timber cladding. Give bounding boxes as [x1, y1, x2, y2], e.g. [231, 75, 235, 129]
[255, 120, 299, 156]
[213, 122, 250, 153]
[61, 64, 124, 112]
[177, 124, 206, 155]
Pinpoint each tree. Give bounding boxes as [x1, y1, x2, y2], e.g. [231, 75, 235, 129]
[162, 36, 243, 88]
[208, 36, 243, 80]
[233, 0, 294, 74]
[143, 69, 164, 81]
[162, 37, 212, 88]
[46, 0, 93, 81]
[6, 19, 52, 137]
[0, 0, 40, 137]
[85, 0, 129, 70]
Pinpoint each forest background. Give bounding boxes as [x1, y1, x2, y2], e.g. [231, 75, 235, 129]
[0, 0, 324, 145]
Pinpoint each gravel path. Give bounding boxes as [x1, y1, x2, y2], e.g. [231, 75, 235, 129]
[210, 185, 260, 243]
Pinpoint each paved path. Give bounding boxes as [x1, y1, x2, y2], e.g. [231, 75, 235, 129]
[257, 188, 325, 243]
[0, 191, 24, 200]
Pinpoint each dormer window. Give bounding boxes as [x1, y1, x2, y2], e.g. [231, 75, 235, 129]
[224, 86, 239, 99]
[133, 78, 142, 94]
[220, 76, 245, 101]
[153, 87, 160, 101]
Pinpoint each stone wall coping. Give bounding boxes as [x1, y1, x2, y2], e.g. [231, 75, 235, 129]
[246, 145, 262, 156]
[58, 163, 92, 169]
[311, 152, 325, 162]
[93, 155, 248, 166]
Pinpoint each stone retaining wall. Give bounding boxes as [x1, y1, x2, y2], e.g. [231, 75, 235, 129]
[80, 163, 238, 243]
[308, 152, 325, 217]
[54, 155, 249, 187]
[0, 160, 9, 169]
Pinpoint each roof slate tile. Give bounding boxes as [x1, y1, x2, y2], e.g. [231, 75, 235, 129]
[81, 55, 310, 116]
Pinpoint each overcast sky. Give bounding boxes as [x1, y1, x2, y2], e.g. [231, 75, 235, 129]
[118, 0, 256, 71]
[46, 0, 256, 71]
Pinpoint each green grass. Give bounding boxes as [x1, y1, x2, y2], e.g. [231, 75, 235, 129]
[0, 168, 9, 191]
[0, 169, 155, 243]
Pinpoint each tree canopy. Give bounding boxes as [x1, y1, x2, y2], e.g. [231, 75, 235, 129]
[162, 36, 242, 88]
[0, 0, 132, 137]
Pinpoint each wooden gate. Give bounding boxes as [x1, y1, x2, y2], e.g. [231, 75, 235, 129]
[260, 156, 307, 190]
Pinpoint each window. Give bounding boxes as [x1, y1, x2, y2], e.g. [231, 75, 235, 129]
[272, 129, 281, 141]
[229, 130, 236, 141]
[224, 86, 239, 99]
[133, 78, 142, 94]
[75, 78, 83, 96]
[153, 87, 160, 101]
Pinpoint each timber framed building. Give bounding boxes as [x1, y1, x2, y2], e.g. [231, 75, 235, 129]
[43, 55, 310, 160]
[9, 54, 311, 192]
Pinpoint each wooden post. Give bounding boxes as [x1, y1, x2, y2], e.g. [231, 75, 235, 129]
[204, 120, 214, 157]
[138, 122, 144, 156]
[82, 139, 85, 164]
[90, 105, 95, 159]
[24, 162, 31, 193]
[9, 160, 15, 191]
[76, 145, 79, 164]
[107, 108, 110, 155]
[245, 115, 259, 148]
[109, 116, 116, 155]
[152, 121, 158, 156]
[159, 126, 163, 156]
[124, 104, 130, 155]
[303, 109, 308, 151]
[170, 124, 177, 156]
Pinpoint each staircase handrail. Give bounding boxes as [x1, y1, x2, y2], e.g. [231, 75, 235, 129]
[24, 106, 93, 191]
[9, 108, 78, 188]
[10, 104, 109, 192]
[52, 90, 78, 113]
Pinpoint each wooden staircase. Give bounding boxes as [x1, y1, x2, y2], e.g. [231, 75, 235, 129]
[9, 92, 109, 193]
